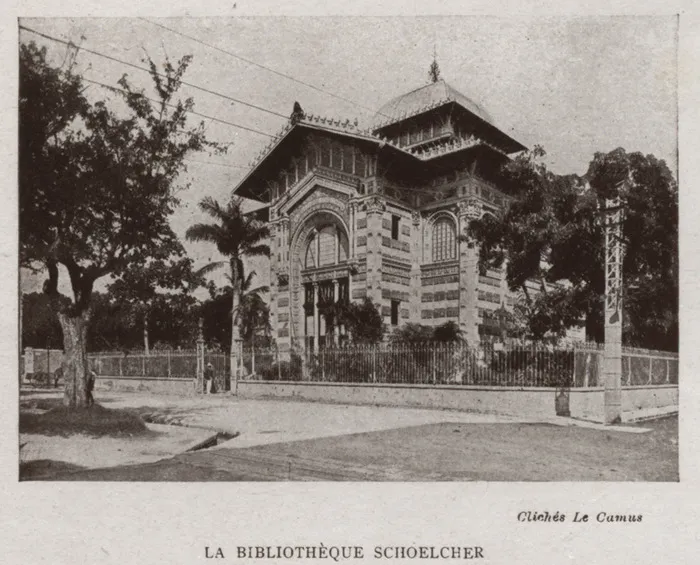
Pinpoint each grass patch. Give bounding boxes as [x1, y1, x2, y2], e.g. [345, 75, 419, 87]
[20, 403, 150, 438]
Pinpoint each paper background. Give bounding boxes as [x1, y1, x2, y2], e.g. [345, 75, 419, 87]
[2, 2, 698, 563]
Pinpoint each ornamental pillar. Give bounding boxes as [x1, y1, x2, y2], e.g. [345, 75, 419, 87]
[363, 196, 386, 307]
[313, 282, 320, 354]
[409, 211, 422, 323]
[458, 199, 481, 346]
[333, 279, 340, 345]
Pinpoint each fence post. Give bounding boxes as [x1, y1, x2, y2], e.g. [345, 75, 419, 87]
[277, 345, 282, 381]
[119, 356, 123, 377]
[142, 354, 146, 377]
[648, 355, 653, 385]
[666, 358, 670, 384]
[432, 345, 436, 385]
[167, 350, 171, 378]
[372, 345, 377, 383]
[251, 345, 256, 376]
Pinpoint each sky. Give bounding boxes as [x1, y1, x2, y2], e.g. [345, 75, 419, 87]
[18, 16, 678, 296]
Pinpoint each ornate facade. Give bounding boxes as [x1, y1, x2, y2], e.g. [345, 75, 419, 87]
[233, 78, 543, 352]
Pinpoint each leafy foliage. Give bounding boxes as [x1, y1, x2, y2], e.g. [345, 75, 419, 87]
[391, 321, 464, 344]
[330, 298, 384, 344]
[186, 196, 270, 357]
[467, 146, 678, 349]
[199, 267, 271, 350]
[19, 40, 220, 405]
[21, 292, 64, 349]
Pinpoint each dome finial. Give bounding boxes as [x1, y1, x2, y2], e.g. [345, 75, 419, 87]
[429, 41, 441, 83]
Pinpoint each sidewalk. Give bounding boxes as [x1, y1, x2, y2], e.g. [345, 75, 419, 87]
[22, 389, 653, 451]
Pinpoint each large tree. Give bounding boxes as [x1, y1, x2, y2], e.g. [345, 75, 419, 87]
[107, 255, 203, 354]
[467, 146, 678, 349]
[185, 197, 270, 376]
[19, 41, 219, 407]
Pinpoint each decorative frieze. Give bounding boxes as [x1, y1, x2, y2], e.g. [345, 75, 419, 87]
[381, 289, 410, 301]
[421, 307, 459, 320]
[381, 236, 410, 252]
[421, 275, 460, 286]
[352, 288, 367, 299]
[357, 235, 367, 247]
[421, 261, 459, 277]
[421, 290, 459, 302]
[478, 290, 501, 304]
[278, 296, 289, 307]
[356, 217, 367, 229]
[478, 275, 500, 288]
[401, 309, 410, 319]
[381, 273, 410, 286]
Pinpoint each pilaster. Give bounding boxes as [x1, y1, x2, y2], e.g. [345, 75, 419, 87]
[458, 199, 481, 345]
[363, 196, 386, 306]
[409, 210, 422, 323]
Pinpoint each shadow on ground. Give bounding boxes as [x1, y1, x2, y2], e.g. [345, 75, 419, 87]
[20, 459, 88, 480]
[35, 416, 678, 482]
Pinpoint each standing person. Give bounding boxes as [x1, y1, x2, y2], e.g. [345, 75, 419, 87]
[204, 362, 214, 394]
[86, 369, 96, 407]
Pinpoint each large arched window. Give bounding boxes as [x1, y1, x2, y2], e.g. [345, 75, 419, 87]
[432, 216, 457, 262]
[304, 225, 349, 268]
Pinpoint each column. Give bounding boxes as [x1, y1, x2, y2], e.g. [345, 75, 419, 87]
[333, 279, 340, 345]
[409, 211, 422, 323]
[364, 196, 385, 306]
[313, 282, 319, 354]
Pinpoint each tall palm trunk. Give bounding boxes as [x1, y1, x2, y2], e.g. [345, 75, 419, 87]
[230, 256, 241, 381]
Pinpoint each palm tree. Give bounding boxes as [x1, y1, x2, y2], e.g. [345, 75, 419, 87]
[186, 196, 270, 380]
[236, 269, 271, 345]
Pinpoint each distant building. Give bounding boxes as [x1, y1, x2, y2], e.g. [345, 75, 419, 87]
[233, 74, 573, 352]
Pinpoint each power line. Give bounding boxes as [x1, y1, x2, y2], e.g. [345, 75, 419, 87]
[19, 24, 289, 121]
[139, 18, 389, 120]
[82, 77, 275, 138]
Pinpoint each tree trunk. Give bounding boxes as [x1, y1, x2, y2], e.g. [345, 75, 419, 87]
[230, 257, 241, 379]
[58, 310, 90, 408]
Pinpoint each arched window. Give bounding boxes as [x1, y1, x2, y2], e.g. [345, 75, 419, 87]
[304, 226, 349, 268]
[432, 217, 456, 262]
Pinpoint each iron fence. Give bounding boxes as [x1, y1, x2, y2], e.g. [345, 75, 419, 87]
[84, 342, 678, 390]
[88, 350, 198, 379]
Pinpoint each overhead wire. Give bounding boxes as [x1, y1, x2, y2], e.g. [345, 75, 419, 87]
[139, 18, 391, 120]
[21, 23, 472, 200]
[19, 24, 289, 120]
[81, 77, 275, 138]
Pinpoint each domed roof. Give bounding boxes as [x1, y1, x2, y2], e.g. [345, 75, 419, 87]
[373, 79, 495, 129]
